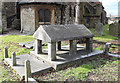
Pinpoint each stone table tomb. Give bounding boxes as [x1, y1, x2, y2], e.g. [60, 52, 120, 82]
[32, 24, 94, 61]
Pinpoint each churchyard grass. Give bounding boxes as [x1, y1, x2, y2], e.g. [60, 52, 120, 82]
[0, 35, 34, 60]
[0, 24, 119, 81]
[0, 35, 34, 82]
[0, 63, 21, 82]
[90, 25, 118, 42]
[36, 55, 119, 81]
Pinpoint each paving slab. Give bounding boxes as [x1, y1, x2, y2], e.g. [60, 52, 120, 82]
[4, 54, 52, 78]
[108, 53, 120, 58]
[19, 41, 34, 48]
[30, 45, 103, 70]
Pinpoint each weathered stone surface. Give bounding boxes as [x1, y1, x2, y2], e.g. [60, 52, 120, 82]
[35, 39, 42, 54]
[21, 6, 35, 33]
[12, 52, 16, 66]
[2, 2, 16, 30]
[48, 42, 56, 61]
[31, 48, 103, 70]
[4, 54, 52, 78]
[4, 47, 8, 59]
[33, 24, 94, 42]
[86, 38, 93, 52]
[25, 60, 31, 82]
[104, 43, 111, 55]
[108, 53, 120, 58]
[12, 19, 21, 30]
[95, 22, 104, 36]
[69, 40, 77, 55]
[109, 22, 119, 35]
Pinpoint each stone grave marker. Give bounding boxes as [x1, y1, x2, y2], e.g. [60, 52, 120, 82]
[109, 22, 119, 35]
[95, 22, 104, 36]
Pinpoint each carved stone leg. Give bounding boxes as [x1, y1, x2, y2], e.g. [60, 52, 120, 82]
[48, 42, 56, 61]
[86, 38, 93, 52]
[35, 39, 42, 54]
[69, 40, 77, 55]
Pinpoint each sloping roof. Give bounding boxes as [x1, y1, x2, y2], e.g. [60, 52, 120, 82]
[33, 24, 94, 42]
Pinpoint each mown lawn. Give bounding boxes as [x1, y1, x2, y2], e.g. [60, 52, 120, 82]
[0, 24, 119, 82]
[35, 55, 119, 81]
[90, 24, 118, 42]
[0, 35, 34, 60]
[0, 35, 34, 82]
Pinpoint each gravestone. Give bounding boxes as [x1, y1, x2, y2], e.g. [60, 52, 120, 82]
[95, 22, 104, 36]
[109, 22, 119, 35]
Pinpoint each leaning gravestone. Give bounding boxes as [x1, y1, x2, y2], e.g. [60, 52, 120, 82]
[95, 22, 104, 36]
[109, 22, 118, 35]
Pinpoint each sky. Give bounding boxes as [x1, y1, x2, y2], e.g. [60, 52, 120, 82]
[99, 0, 119, 17]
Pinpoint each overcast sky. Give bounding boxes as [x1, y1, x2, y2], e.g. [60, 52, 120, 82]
[99, 0, 119, 17]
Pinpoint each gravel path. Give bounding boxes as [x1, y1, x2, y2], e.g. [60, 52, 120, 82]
[0, 29, 27, 37]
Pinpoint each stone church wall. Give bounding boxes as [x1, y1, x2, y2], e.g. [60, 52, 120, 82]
[21, 6, 35, 34]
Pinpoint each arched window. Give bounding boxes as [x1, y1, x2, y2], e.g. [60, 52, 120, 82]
[38, 9, 51, 23]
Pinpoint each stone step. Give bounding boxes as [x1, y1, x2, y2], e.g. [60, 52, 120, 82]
[4, 54, 52, 78]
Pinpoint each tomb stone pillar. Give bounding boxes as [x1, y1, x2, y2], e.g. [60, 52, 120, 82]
[48, 42, 56, 61]
[35, 39, 42, 54]
[69, 40, 77, 55]
[86, 38, 93, 52]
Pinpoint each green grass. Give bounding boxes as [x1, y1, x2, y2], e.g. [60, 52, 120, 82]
[0, 35, 34, 60]
[89, 25, 118, 42]
[93, 30, 118, 42]
[64, 64, 91, 80]
[0, 24, 119, 81]
[104, 24, 109, 29]
[0, 35, 34, 43]
[94, 47, 104, 51]
[37, 55, 119, 81]
[0, 35, 34, 81]
[0, 66, 20, 82]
